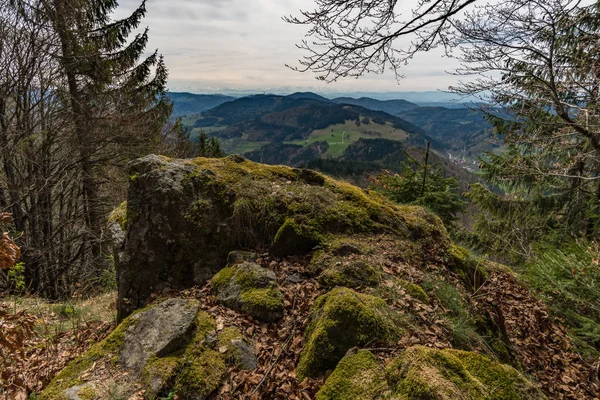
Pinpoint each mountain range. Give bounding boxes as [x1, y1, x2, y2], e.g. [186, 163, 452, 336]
[168, 91, 500, 187]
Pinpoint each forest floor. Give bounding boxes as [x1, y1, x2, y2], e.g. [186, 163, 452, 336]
[1, 291, 117, 399]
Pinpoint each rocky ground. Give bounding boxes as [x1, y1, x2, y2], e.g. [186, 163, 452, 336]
[23, 155, 600, 399]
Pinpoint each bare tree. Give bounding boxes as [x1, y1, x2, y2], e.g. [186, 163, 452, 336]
[285, 0, 477, 82]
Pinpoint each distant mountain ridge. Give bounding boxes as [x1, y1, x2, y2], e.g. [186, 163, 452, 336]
[168, 92, 235, 116]
[331, 97, 418, 115]
[196, 94, 426, 143]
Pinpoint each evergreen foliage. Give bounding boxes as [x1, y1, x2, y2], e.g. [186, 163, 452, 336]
[525, 242, 600, 359]
[372, 154, 466, 227]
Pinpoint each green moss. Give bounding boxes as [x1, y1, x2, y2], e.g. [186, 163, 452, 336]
[240, 288, 284, 312]
[76, 386, 97, 400]
[297, 287, 403, 380]
[142, 356, 180, 397]
[386, 346, 546, 400]
[39, 314, 136, 399]
[316, 350, 388, 400]
[446, 244, 488, 291]
[175, 349, 226, 397]
[179, 156, 450, 259]
[318, 261, 381, 289]
[108, 201, 127, 230]
[217, 327, 252, 368]
[194, 311, 217, 339]
[272, 217, 323, 256]
[210, 267, 236, 292]
[173, 312, 227, 399]
[398, 280, 429, 303]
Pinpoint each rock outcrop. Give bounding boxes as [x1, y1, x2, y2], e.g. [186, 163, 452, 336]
[117, 154, 447, 320]
[45, 155, 597, 398]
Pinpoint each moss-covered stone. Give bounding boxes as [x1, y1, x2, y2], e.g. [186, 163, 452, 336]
[385, 346, 546, 400]
[119, 154, 449, 318]
[210, 262, 284, 322]
[318, 260, 381, 289]
[142, 356, 180, 398]
[239, 288, 284, 319]
[217, 327, 257, 370]
[271, 217, 323, 256]
[297, 287, 403, 380]
[316, 350, 388, 400]
[173, 311, 226, 399]
[398, 279, 429, 303]
[175, 349, 226, 399]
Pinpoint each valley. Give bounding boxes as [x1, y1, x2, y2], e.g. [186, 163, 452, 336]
[172, 91, 499, 183]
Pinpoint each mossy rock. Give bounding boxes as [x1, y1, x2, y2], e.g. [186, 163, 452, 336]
[39, 309, 139, 399]
[316, 350, 388, 400]
[271, 217, 323, 256]
[119, 155, 449, 319]
[142, 356, 180, 398]
[41, 304, 256, 400]
[210, 262, 284, 322]
[386, 346, 546, 399]
[297, 287, 403, 380]
[318, 260, 381, 289]
[217, 327, 258, 370]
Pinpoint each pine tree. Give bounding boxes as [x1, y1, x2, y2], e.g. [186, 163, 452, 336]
[47, 0, 171, 262]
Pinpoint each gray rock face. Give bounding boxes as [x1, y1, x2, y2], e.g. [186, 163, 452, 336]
[118, 298, 200, 374]
[117, 155, 234, 320]
[229, 338, 258, 370]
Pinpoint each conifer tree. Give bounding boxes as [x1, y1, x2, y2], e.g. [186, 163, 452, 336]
[46, 0, 171, 261]
[449, 0, 600, 256]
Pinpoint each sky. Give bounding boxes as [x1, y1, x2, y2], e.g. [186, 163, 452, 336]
[117, 0, 463, 94]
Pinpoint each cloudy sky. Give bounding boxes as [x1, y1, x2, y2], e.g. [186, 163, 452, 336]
[117, 0, 462, 94]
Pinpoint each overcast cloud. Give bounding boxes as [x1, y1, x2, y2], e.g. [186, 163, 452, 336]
[115, 0, 462, 94]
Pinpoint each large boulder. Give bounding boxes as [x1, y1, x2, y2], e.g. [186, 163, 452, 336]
[117, 154, 449, 320]
[297, 287, 404, 380]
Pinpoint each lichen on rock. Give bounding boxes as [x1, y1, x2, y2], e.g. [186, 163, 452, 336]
[297, 287, 403, 380]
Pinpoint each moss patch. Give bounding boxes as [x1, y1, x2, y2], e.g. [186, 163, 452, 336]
[240, 288, 284, 316]
[316, 350, 388, 400]
[39, 314, 136, 399]
[210, 263, 284, 322]
[108, 201, 127, 230]
[446, 244, 488, 291]
[318, 260, 381, 289]
[386, 346, 546, 399]
[297, 287, 403, 380]
[173, 311, 226, 399]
